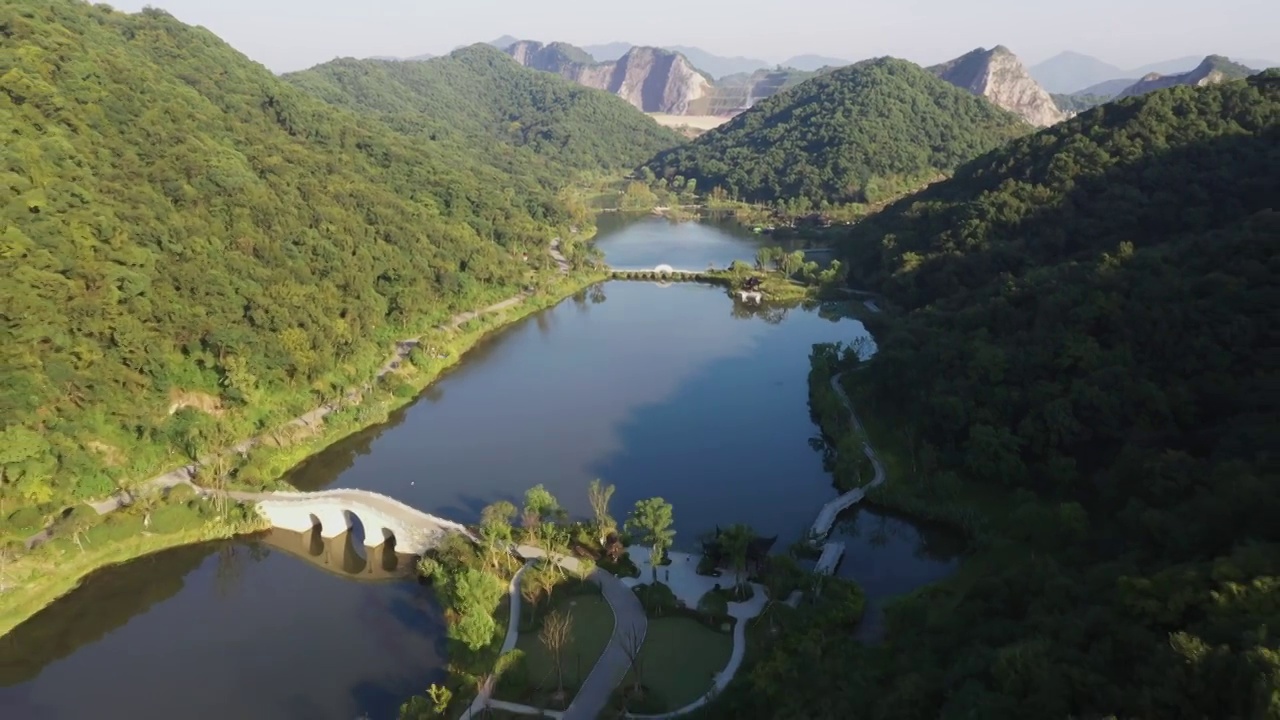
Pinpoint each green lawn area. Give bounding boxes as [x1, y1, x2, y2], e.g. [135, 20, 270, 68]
[494, 591, 614, 708]
[636, 617, 733, 710]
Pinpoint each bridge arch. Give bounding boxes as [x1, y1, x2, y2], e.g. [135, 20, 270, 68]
[251, 488, 478, 557]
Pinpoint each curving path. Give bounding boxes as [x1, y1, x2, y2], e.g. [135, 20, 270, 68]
[459, 369, 886, 718]
[26, 242, 575, 549]
[460, 563, 532, 719]
[462, 545, 647, 719]
[809, 371, 886, 540]
[515, 546, 648, 720]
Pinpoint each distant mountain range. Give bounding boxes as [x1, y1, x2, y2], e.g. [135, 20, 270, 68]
[644, 57, 1031, 206]
[1031, 51, 1278, 94]
[1115, 55, 1258, 100]
[489, 38, 852, 79]
[374, 36, 1268, 126]
[504, 38, 1065, 128]
[365, 53, 434, 62]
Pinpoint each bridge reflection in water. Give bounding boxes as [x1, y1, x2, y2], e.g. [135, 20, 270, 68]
[258, 524, 416, 581]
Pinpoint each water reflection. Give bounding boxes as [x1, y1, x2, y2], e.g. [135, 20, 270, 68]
[593, 214, 768, 270]
[828, 506, 965, 642]
[262, 526, 414, 580]
[0, 530, 440, 720]
[276, 281, 869, 543]
[0, 215, 957, 716]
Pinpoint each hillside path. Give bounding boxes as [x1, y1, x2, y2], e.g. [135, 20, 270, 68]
[26, 241, 573, 549]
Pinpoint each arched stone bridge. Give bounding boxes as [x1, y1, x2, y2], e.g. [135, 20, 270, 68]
[225, 488, 476, 556]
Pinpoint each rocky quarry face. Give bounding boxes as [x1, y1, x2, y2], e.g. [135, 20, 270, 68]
[507, 41, 711, 114]
[931, 46, 1067, 127]
[1115, 56, 1253, 99]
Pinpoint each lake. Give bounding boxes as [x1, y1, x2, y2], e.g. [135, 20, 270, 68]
[0, 215, 961, 719]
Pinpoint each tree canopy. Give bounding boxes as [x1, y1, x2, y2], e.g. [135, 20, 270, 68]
[644, 57, 1031, 207]
[286, 44, 684, 177]
[715, 73, 1280, 719]
[0, 1, 580, 507]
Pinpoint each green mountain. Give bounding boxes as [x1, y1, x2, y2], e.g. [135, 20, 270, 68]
[286, 44, 683, 175]
[0, 1, 578, 504]
[644, 58, 1031, 207]
[715, 73, 1280, 719]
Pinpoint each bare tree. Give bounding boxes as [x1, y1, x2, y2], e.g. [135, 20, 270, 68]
[618, 623, 646, 696]
[521, 508, 540, 543]
[587, 479, 616, 547]
[540, 610, 575, 699]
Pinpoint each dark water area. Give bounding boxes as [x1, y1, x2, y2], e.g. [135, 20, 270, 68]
[286, 279, 864, 544]
[828, 507, 966, 641]
[0, 216, 960, 718]
[0, 530, 443, 720]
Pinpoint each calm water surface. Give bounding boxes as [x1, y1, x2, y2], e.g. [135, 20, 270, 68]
[592, 213, 767, 270]
[0, 216, 960, 718]
[0, 530, 441, 720]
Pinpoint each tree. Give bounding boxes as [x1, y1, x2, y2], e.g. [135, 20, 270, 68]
[781, 250, 807, 277]
[540, 609, 575, 698]
[479, 500, 516, 570]
[719, 523, 756, 597]
[619, 623, 646, 697]
[447, 568, 506, 650]
[587, 479, 616, 547]
[397, 683, 452, 719]
[626, 497, 676, 581]
[524, 484, 563, 526]
[520, 561, 558, 629]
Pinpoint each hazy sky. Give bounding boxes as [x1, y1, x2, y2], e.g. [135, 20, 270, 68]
[114, 0, 1279, 74]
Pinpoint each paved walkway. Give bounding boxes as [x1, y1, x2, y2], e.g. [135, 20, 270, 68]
[466, 546, 648, 719]
[511, 546, 649, 720]
[460, 563, 531, 719]
[622, 548, 768, 719]
[814, 542, 846, 575]
[809, 371, 886, 540]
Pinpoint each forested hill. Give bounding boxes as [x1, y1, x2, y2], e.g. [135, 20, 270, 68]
[286, 45, 684, 175]
[0, 1, 573, 505]
[713, 74, 1279, 718]
[643, 57, 1031, 208]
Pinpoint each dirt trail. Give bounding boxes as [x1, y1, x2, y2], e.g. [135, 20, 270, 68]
[25, 242, 574, 549]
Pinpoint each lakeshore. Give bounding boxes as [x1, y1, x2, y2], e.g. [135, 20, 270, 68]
[0, 252, 605, 638]
[1, 217, 961, 720]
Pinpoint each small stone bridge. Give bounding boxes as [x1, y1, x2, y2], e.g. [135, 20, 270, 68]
[226, 488, 476, 556]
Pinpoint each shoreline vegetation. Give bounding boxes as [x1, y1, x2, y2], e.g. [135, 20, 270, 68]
[1, 228, 842, 640]
[0, 258, 607, 639]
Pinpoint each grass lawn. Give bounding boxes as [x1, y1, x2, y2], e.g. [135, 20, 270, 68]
[494, 591, 614, 708]
[636, 617, 733, 710]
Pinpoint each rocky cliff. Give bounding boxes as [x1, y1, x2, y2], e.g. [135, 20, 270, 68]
[1115, 55, 1256, 99]
[507, 41, 712, 114]
[931, 46, 1066, 127]
[707, 67, 824, 114]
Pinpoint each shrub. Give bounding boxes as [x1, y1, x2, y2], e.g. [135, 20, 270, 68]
[634, 581, 679, 617]
[698, 589, 729, 617]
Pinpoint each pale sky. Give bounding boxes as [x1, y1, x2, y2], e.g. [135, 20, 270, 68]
[114, 0, 1279, 74]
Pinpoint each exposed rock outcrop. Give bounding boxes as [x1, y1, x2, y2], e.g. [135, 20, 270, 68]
[704, 67, 824, 114]
[1115, 55, 1256, 99]
[931, 46, 1066, 127]
[508, 40, 712, 114]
